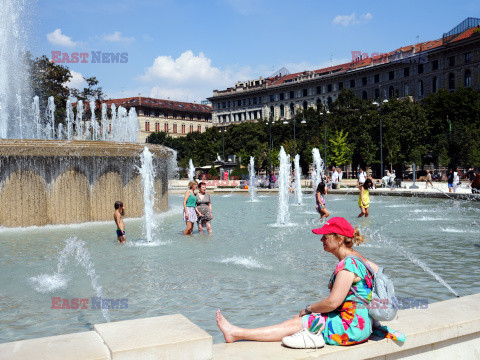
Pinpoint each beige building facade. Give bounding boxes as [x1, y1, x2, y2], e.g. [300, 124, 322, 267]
[208, 18, 480, 127]
[103, 97, 212, 142]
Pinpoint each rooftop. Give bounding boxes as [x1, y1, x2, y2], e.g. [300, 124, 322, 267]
[210, 17, 480, 98]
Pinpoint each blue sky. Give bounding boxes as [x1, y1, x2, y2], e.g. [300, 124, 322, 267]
[31, 0, 480, 102]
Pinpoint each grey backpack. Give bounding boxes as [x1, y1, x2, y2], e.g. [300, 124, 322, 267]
[346, 255, 397, 321]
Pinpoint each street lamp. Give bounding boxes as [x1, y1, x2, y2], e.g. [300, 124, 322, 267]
[372, 99, 388, 177]
[319, 105, 330, 176]
[283, 111, 306, 156]
[269, 113, 273, 175]
[218, 126, 226, 161]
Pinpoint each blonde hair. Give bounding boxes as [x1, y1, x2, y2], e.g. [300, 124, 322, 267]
[188, 180, 198, 189]
[335, 227, 367, 248]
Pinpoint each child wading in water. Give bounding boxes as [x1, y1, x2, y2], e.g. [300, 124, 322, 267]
[358, 178, 372, 218]
[114, 201, 126, 243]
[315, 182, 330, 220]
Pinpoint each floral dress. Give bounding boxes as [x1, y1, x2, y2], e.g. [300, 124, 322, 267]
[303, 257, 405, 345]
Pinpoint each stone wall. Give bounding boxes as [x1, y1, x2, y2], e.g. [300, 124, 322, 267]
[0, 139, 172, 227]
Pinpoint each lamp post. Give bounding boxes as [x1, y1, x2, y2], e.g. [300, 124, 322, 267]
[283, 111, 306, 156]
[269, 113, 273, 175]
[372, 99, 388, 178]
[218, 126, 226, 161]
[319, 105, 330, 176]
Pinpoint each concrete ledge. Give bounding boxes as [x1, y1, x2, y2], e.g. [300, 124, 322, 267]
[94, 314, 212, 360]
[0, 331, 110, 360]
[212, 293, 480, 360]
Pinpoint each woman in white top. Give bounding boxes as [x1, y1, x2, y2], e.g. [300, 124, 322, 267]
[453, 168, 460, 193]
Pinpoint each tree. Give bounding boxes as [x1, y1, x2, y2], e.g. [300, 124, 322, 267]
[329, 130, 352, 166]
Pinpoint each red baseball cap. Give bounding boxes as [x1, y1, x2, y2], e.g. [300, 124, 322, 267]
[312, 217, 355, 238]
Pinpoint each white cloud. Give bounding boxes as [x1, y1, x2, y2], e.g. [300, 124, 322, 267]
[64, 70, 87, 90]
[103, 31, 135, 43]
[332, 12, 372, 26]
[138, 50, 254, 102]
[46, 29, 78, 47]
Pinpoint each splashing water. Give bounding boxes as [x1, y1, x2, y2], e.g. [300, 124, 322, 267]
[29, 237, 110, 322]
[294, 154, 303, 205]
[139, 147, 157, 243]
[366, 227, 459, 297]
[188, 159, 195, 181]
[249, 156, 258, 202]
[276, 146, 291, 225]
[312, 148, 323, 189]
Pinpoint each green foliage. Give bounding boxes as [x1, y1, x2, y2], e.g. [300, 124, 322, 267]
[147, 89, 480, 175]
[230, 165, 249, 179]
[329, 130, 352, 166]
[208, 164, 220, 177]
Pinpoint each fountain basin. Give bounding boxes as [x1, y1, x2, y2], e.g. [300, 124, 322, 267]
[0, 139, 172, 227]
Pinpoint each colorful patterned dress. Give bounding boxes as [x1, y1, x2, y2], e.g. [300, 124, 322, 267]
[303, 257, 405, 345]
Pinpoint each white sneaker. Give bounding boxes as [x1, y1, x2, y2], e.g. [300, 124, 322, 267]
[282, 328, 325, 349]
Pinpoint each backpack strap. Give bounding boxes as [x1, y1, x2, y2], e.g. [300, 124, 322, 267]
[344, 255, 376, 305]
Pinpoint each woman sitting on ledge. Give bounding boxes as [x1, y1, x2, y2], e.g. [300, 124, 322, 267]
[217, 217, 405, 349]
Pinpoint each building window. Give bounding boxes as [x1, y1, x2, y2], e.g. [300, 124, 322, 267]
[362, 91, 368, 100]
[303, 101, 308, 109]
[448, 73, 455, 90]
[373, 74, 379, 84]
[198, 125, 202, 133]
[432, 60, 438, 70]
[404, 84, 409, 96]
[362, 77, 367, 86]
[270, 106, 274, 118]
[327, 97, 332, 105]
[338, 82, 343, 90]
[465, 70, 472, 87]
[327, 84, 332, 92]
[302, 89, 308, 97]
[316, 86, 322, 95]
[173, 124, 177, 133]
[144, 109, 151, 116]
[404, 67, 410, 77]
[164, 123, 169, 132]
[155, 122, 160, 132]
[374, 88, 380, 99]
[269, 94, 275, 102]
[389, 71, 395, 80]
[253, 97, 257, 105]
[290, 103, 295, 116]
[280, 104, 284, 117]
[389, 86, 395, 98]
[350, 79, 355, 88]
[290, 91, 295, 99]
[279, 93, 284, 101]
[237, 100, 241, 106]
[448, 56, 455, 67]
[432, 76, 438, 93]
[145, 121, 150, 131]
[465, 52, 472, 63]
[418, 64, 424, 74]
[316, 98, 322, 109]
[418, 80, 424, 96]
[181, 124, 185, 133]
[190, 124, 194, 133]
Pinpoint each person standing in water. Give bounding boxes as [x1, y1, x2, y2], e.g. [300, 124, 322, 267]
[315, 182, 330, 220]
[358, 178, 372, 218]
[114, 201, 126, 244]
[196, 182, 213, 234]
[183, 181, 199, 235]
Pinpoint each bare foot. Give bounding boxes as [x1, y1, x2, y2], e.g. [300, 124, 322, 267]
[216, 310, 237, 343]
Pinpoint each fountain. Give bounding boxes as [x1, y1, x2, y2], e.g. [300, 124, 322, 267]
[139, 147, 157, 243]
[0, 140, 172, 227]
[30, 237, 111, 322]
[276, 146, 291, 225]
[312, 148, 324, 189]
[294, 154, 303, 205]
[248, 156, 258, 202]
[188, 159, 195, 181]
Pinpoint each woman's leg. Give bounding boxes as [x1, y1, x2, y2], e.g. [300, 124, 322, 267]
[183, 222, 193, 235]
[358, 206, 365, 217]
[216, 310, 302, 343]
[206, 221, 212, 234]
[321, 208, 330, 219]
[198, 221, 204, 234]
[365, 207, 369, 217]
